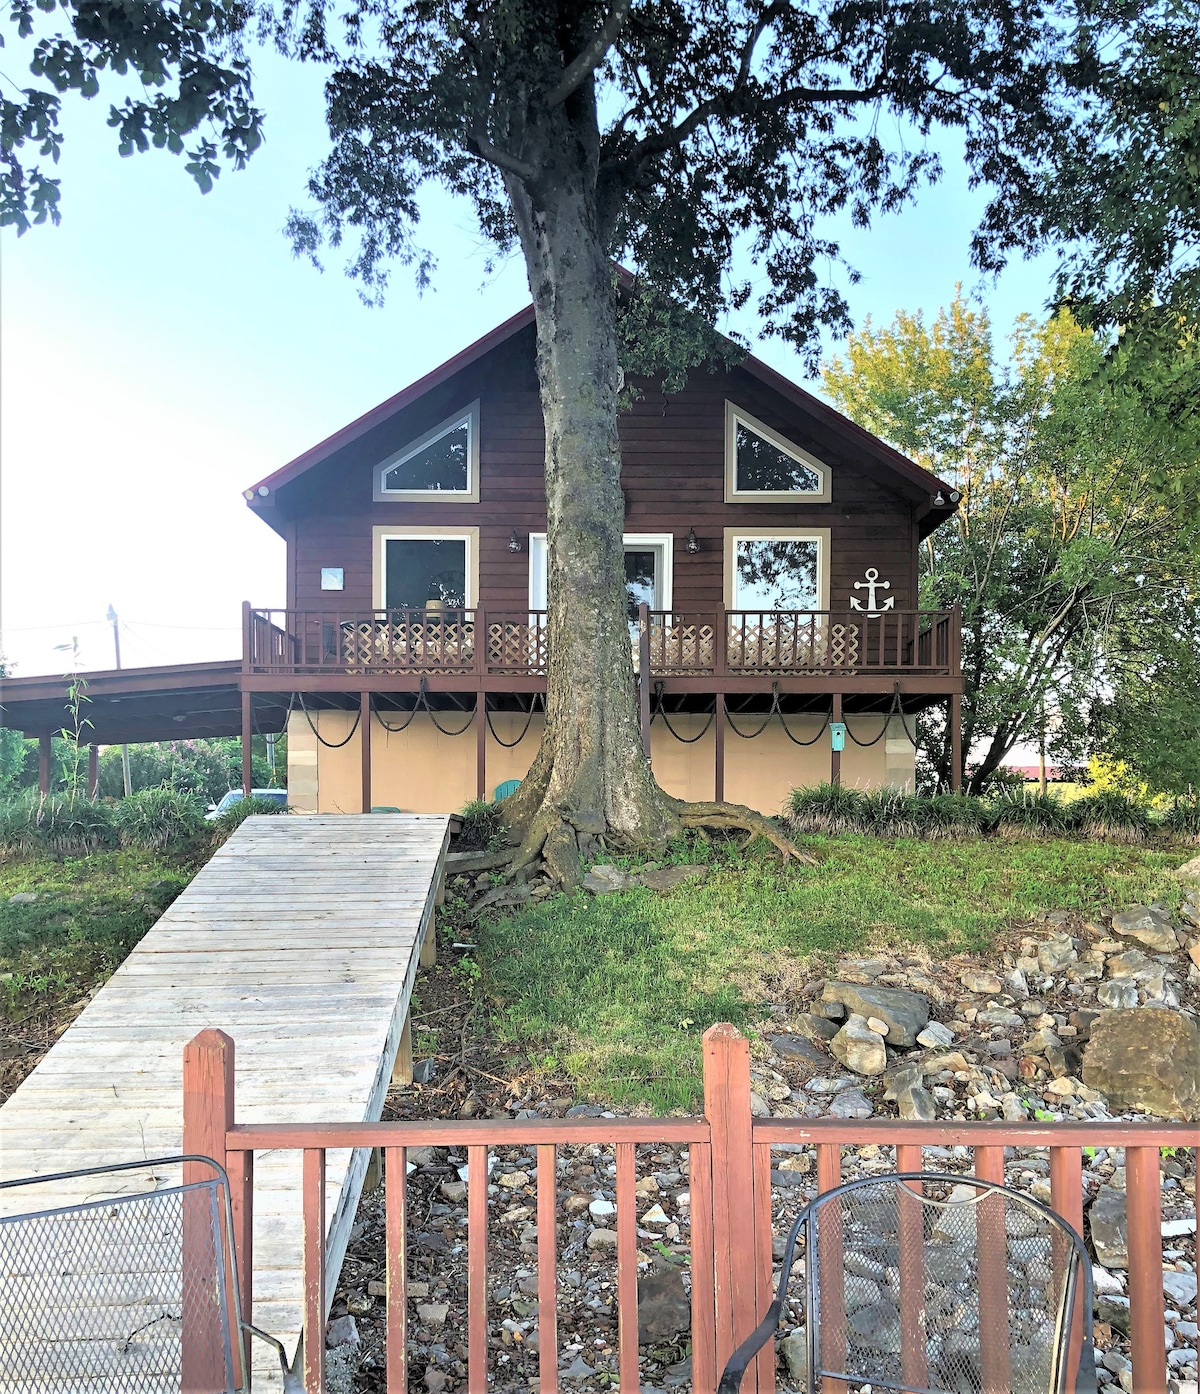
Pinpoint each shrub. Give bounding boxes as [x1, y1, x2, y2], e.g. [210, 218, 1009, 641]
[859, 787, 928, 837]
[116, 787, 207, 852]
[785, 782, 869, 834]
[989, 789, 1075, 839]
[455, 798, 507, 850]
[1071, 790, 1153, 844]
[210, 794, 289, 841]
[0, 790, 121, 857]
[921, 793, 991, 839]
[1163, 797, 1200, 844]
[0, 789, 40, 856]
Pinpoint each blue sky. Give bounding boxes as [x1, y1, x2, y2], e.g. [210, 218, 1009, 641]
[1, 48, 1056, 676]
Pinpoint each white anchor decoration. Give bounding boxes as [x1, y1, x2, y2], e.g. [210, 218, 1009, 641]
[849, 567, 895, 616]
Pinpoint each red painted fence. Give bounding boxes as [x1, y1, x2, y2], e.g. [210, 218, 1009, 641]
[183, 1025, 1197, 1393]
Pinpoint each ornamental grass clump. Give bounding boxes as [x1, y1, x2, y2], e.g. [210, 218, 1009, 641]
[0, 790, 40, 857]
[988, 788, 1076, 839]
[116, 787, 206, 852]
[210, 794, 288, 843]
[32, 794, 119, 856]
[1163, 797, 1200, 844]
[859, 787, 928, 838]
[921, 793, 991, 839]
[785, 782, 869, 834]
[1071, 790, 1153, 844]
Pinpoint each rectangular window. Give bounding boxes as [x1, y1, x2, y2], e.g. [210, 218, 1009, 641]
[724, 529, 830, 611]
[529, 533, 673, 616]
[724, 401, 831, 502]
[374, 401, 480, 502]
[374, 527, 479, 608]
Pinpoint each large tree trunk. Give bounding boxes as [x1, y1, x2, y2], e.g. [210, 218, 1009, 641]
[500, 90, 681, 882]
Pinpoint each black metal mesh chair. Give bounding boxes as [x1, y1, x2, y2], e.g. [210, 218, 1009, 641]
[719, 1172, 1098, 1394]
[0, 1155, 300, 1392]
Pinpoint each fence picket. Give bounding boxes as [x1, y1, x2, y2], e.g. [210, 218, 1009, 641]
[1127, 1145, 1169, 1392]
[895, 1144, 928, 1390]
[468, 1143, 489, 1394]
[975, 1145, 1012, 1392]
[302, 1148, 327, 1394]
[1050, 1146, 1085, 1389]
[616, 1142, 640, 1393]
[689, 1140, 718, 1394]
[536, 1143, 558, 1394]
[385, 1146, 408, 1394]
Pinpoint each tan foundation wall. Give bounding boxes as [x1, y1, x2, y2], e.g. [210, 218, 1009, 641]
[288, 706, 916, 817]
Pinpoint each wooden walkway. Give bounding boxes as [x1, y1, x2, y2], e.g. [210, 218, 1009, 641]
[0, 813, 450, 1389]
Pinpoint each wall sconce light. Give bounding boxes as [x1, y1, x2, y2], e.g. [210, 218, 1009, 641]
[508, 529, 522, 553]
[685, 527, 700, 554]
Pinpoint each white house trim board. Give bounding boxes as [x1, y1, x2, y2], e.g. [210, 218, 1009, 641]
[724, 400, 832, 503]
[373, 400, 480, 503]
[373, 526, 480, 610]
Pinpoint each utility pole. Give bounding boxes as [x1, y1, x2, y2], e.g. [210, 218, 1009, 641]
[107, 604, 133, 798]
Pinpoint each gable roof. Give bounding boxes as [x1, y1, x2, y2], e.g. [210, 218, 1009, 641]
[245, 302, 957, 530]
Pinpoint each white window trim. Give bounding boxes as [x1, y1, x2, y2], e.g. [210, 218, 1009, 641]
[528, 532, 674, 610]
[724, 400, 832, 503]
[373, 525, 480, 609]
[723, 527, 831, 611]
[373, 400, 480, 503]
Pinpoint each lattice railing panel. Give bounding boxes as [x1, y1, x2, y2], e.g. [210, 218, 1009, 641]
[486, 616, 548, 674]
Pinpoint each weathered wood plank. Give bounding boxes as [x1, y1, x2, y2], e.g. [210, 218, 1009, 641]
[0, 814, 449, 1391]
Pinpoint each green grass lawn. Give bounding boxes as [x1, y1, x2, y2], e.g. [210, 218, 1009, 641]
[475, 834, 1187, 1111]
[0, 851, 191, 1020]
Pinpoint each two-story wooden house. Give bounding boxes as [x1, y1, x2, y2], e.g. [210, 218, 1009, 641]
[1, 302, 964, 813]
[240, 304, 964, 815]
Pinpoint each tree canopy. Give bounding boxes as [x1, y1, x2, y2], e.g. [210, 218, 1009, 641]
[823, 291, 1200, 793]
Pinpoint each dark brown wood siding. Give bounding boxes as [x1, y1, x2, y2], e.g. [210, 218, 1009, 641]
[277, 324, 922, 615]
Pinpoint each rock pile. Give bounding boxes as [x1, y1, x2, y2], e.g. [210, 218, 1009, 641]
[329, 884, 1197, 1394]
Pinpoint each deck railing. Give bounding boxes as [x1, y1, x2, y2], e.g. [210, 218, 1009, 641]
[184, 1024, 1195, 1394]
[244, 606, 961, 678]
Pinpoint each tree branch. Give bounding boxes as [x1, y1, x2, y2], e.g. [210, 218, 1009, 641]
[545, 0, 631, 108]
[464, 129, 537, 182]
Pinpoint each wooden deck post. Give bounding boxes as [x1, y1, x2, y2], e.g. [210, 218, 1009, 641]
[477, 693, 487, 802]
[87, 743, 99, 798]
[949, 692, 963, 793]
[830, 694, 842, 786]
[360, 691, 372, 813]
[37, 734, 51, 795]
[182, 1030, 237, 1393]
[240, 691, 252, 796]
[703, 1025, 759, 1385]
[714, 694, 725, 803]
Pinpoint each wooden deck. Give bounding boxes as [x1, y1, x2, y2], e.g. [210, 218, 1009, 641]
[0, 813, 450, 1389]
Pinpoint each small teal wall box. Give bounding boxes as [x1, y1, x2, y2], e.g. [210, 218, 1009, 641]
[494, 779, 521, 801]
[830, 723, 847, 753]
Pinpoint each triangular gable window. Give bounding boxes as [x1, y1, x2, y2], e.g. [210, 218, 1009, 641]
[724, 402, 831, 502]
[374, 401, 480, 502]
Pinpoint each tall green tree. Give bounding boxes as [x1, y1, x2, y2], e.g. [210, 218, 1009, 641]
[823, 293, 1200, 791]
[5, 0, 1199, 873]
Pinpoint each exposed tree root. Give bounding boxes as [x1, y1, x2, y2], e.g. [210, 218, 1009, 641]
[461, 799, 812, 893]
[673, 800, 816, 865]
